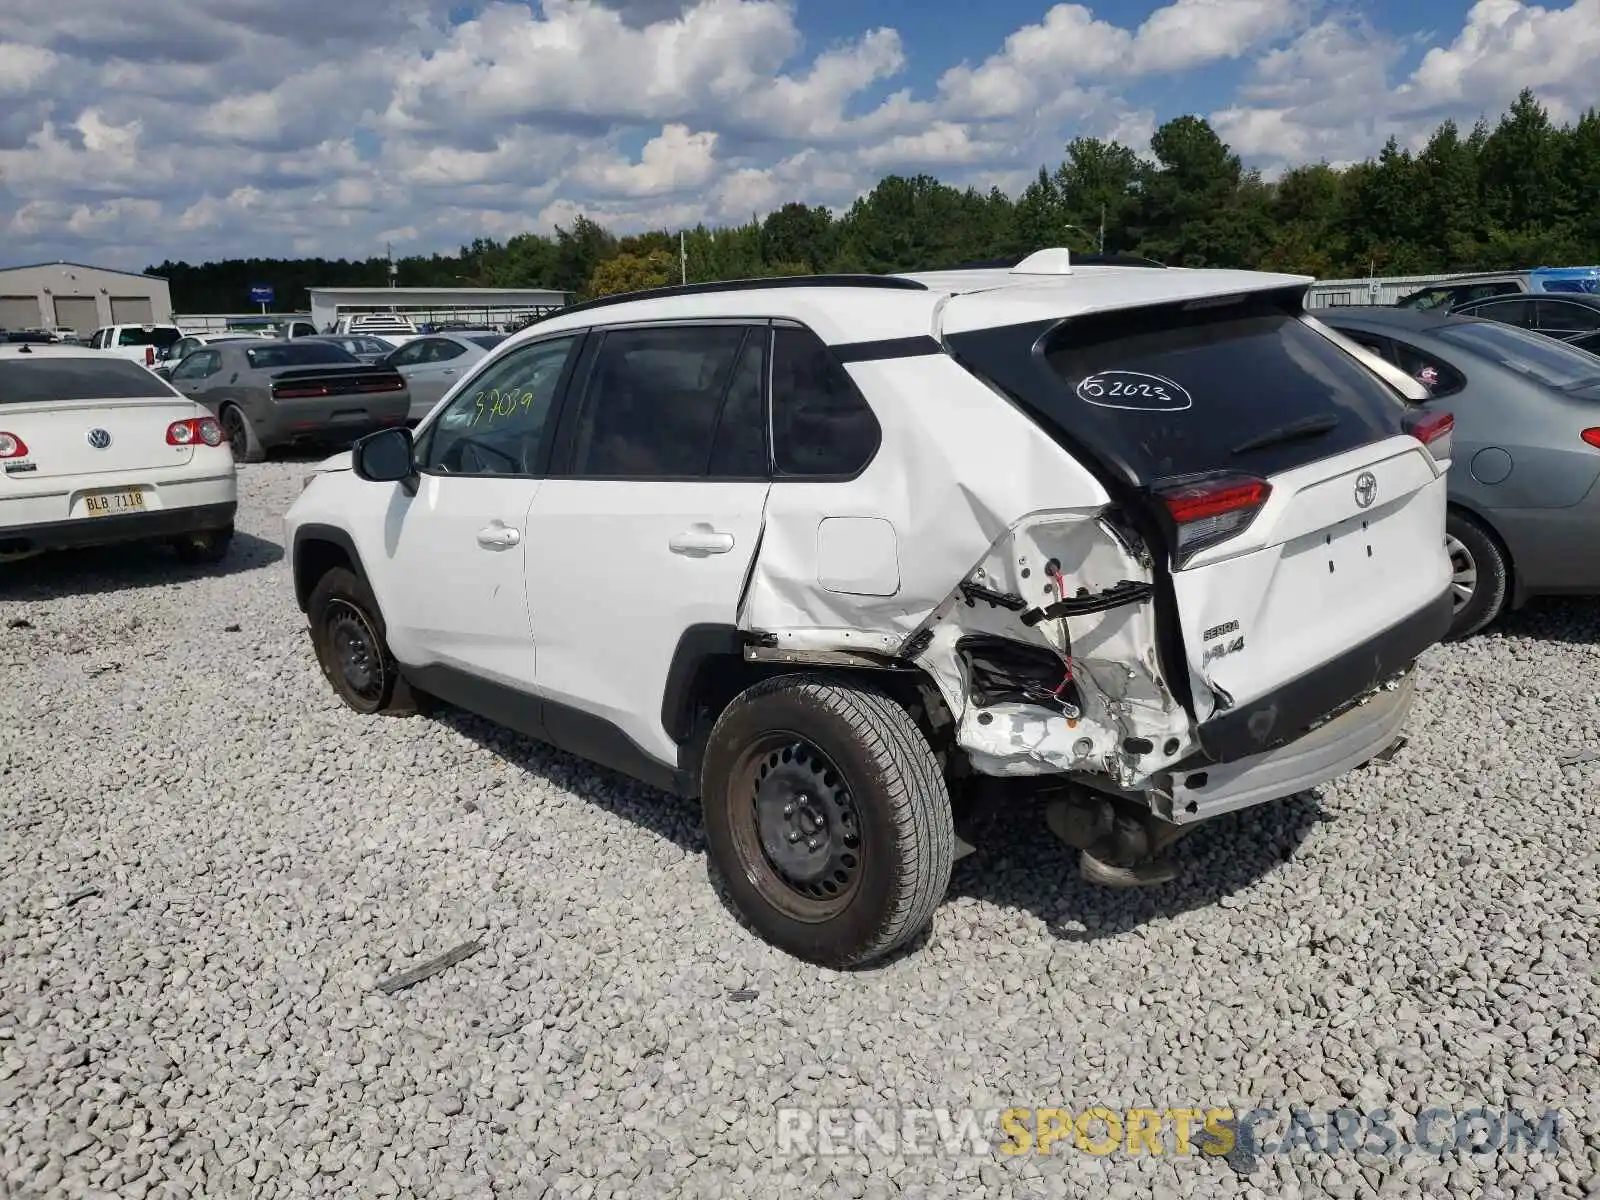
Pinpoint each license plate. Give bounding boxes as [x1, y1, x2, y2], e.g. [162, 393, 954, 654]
[84, 489, 145, 517]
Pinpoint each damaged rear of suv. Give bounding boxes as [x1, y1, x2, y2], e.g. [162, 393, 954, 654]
[289, 250, 1453, 969]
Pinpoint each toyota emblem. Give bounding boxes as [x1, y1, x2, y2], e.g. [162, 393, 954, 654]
[1353, 471, 1378, 509]
[87, 428, 112, 449]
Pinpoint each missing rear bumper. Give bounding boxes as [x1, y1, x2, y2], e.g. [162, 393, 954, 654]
[1153, 673, 1417, 824]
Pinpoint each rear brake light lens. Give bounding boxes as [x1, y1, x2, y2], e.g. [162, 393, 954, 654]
[1583, 428, 1600, 449]
[167, 418, 223, 447]
[1403, 410, 1454, 462]
[275, 384, 330, 399]
[1156, 475, 1271, 566]
[145, 347, 155, 367]
[0, 432, 28, 458]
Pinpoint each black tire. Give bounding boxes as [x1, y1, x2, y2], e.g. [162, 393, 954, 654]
[220, 404, 265, 463]
[171, 524, 233, 565]
[307, 566, 426, 716]
[1445, 510, 1510, 640]
[700, 674, 954, 968]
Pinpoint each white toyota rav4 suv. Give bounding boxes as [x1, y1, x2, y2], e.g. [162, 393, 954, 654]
[285, 250, 1455, 967]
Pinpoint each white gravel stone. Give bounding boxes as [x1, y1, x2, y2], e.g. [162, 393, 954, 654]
[2, 459, 1598, 1197]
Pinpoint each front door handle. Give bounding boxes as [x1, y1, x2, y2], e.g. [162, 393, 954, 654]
[476, 523, 521, 550]
[669, 525, 735, 556]
[442, 368, 457, 375]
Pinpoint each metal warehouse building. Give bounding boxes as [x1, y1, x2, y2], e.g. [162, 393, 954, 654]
[0, 261, 174, 338]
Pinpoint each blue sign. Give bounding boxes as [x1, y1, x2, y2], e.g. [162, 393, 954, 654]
[248, 284, 275, 305]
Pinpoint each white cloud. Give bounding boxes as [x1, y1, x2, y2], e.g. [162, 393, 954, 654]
[0, 0, 1592, 271]
[1213, 1, 1600, 172]
[570, 125, 722, 198]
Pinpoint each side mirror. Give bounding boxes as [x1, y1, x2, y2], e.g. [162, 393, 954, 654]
[352, 427, 416, 484]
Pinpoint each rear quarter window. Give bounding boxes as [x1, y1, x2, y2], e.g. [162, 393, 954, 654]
[246, 343, 358, 368]
[0, 357, 178, 402]
[115, 327, 181, 348]
[1039, 294, 1410, 481]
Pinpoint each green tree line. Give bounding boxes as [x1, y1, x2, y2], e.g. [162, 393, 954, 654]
[147, 90, 1600, 312]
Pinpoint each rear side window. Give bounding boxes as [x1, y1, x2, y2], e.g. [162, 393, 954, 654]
[1536, 300, 1600, 334]
[568, 325, 750, 478]
[116, 327, 181, 348]
[1034, 293, 1410, 481]
[1436, 321, 1600, 390]
[1390, 341, 1466, 397]
[0, 357, 176, 402]
[246, 343, 357, 369]
[771, 326, 881, 477]
[1464, 298, 1535, 327]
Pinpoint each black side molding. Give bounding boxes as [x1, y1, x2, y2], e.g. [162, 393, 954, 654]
[291, 523, 366, 612]
[832, 335, 944, 364]
[404, 663, 687, 796]
[660, 624, 745, 743]
[1195, 588, 1453, 764]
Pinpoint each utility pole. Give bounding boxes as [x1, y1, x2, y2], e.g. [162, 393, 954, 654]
[386, 242, 397, 289]
[1098, 205, 1106, 255]
[680, 231, 688, 285]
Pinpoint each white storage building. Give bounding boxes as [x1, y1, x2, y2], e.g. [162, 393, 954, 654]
[0, 261, 175, 338]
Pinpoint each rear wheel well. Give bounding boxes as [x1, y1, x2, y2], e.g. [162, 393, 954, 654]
[295, 537, 356, 612]
[675, 651, 957, 795]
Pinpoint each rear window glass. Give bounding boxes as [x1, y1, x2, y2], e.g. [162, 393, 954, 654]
[0, 357, 176, 403]
[245, 343, 358, 369]
[469, 335, 506, 351]
[116, 327, 181, 347]
[1039, 296, 1410, 480]
[1436, 321, 1600, 390]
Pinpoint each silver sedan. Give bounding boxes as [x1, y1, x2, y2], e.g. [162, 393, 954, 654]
[382, 332, 506, 420]
[1321, 306, 1600, 638]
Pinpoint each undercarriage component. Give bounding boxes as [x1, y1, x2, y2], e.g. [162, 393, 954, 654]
[1044, 787, 1191, 886]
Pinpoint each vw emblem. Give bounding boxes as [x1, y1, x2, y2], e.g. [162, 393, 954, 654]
[1353, 471, 1378, 509]
[86, 428, 112, 449]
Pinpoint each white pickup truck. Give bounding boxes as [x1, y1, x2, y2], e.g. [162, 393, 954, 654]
[87, 324, 184, 369]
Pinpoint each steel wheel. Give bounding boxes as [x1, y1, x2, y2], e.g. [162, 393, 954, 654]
[729, 734, 864, 923]
[1446, 532, 1478, 614]
[324, 597, 387, 708]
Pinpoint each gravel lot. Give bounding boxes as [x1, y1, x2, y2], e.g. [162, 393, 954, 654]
[3, 459, 1598, 1199]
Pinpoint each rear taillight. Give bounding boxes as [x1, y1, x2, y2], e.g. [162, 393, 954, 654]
[145, 347, 155, 367]
[275, 384, 330, 399]
[1403, 409, 1454, 462]
[1156, 475, 1272, 566]
[0, 432, 28, 458]
[1583, 428, 1600, 449]
[167, 418, 224, 447]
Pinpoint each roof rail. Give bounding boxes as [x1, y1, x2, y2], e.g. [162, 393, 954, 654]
[932, 252, 1168, 270]
[535, 273, 929, 322]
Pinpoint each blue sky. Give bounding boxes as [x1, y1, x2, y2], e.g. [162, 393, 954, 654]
[1, 1, 1594, 268]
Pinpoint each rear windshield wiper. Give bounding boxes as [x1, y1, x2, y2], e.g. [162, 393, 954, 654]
[1231, 413, 1339, 456]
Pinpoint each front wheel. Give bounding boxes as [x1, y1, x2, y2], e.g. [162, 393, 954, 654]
[1445, 511, 1510, 640]
[307, 567, 426, 716]
[700, 674, 954, 968]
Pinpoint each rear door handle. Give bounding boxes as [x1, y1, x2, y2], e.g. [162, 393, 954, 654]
[669, 525, 735, 556]
[476, 523, 521, 550]
[442, 368, 457, 375]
